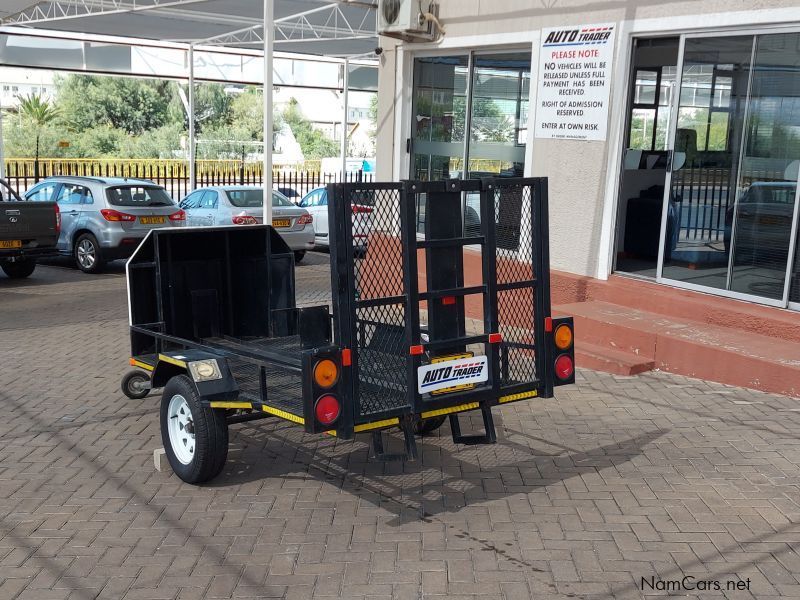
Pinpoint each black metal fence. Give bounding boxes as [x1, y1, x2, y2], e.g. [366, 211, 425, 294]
[2, 158, 374, 201]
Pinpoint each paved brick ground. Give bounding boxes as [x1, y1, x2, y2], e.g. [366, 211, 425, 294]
[1, 260, 799, 600]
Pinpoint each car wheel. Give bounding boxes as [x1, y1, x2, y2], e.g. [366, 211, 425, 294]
[1, 259, 36, 279]
[121, 369, 151, 400]
[414, 415, 446, 436]
[294, 251, 306, 263]
[74, 233, 106, 274]
[160, 375, 228, 484]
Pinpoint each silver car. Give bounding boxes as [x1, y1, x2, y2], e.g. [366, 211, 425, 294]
[24, 176, 185, 273]
[179, 186, 315, 262]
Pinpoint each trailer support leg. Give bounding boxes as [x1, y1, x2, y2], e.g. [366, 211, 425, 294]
[370, 420, 418, 462]
[450, 405, 497, 445]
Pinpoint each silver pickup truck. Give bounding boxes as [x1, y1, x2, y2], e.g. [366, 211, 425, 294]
[0, 178, 59, 279]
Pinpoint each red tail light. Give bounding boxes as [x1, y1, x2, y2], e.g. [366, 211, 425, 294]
[352, 204, 373, 214]
[232, 215, 258, 225]
[169, 210, 186, 222]
[297, 214, 313, 225]
[54, 203, 61, 234]
[555, 354, 574, 380]
[315, 395, 340, 426]
[100, 209, 136, 222]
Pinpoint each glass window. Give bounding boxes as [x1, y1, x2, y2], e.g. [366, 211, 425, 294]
[25, 182, 58, 202]
[226, 189, 295, 207]
[199, 190, 218, 209]
[106, 186, 174, 207]
[729, 33, 800, 301]
[55, 184, 91, 205]
[411, 55, 469, 181]
[180, 191, 202, 209]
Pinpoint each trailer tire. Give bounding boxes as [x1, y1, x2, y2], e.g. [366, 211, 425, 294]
[161, 375, 228, 484]
[121, 369, 151, 399]
[1, 259, 36, 279]
[414, 415, 446, 436]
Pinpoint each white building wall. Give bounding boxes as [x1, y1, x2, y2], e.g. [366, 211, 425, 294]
[376, 0, 800, 279]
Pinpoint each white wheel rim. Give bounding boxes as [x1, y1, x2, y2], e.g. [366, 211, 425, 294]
[77, 240, 95, 268]
[167, 394, 195, 465]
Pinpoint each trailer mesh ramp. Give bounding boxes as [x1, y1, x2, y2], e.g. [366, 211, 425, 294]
[494, 181, 539, 388]
[344, 184, 410, 418]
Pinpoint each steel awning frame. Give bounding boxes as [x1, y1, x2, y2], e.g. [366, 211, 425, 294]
[0, 0, 379, 223]
[3, 1, 379, 55]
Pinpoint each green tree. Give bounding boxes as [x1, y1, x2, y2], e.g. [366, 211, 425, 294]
[56, 74, 174, 135]
[16, 93, 61, 181]
[282, 98, 338, 160]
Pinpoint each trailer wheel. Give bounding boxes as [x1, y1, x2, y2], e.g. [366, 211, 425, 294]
[160, 375, 228, 484]
[414, 415, 446, 436]
[121, 369, 151, 399]
[1, 259, 36, 279]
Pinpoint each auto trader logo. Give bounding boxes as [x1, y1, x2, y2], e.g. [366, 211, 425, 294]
[543, 26, 614, 47]
[417, 356, 489, 394]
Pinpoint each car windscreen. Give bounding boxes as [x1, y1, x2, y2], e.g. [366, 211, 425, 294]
[227, 189, 295, 208]
[106, 186, 174, 207]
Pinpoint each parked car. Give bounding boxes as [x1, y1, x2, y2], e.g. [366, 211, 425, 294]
[24, 176, 185, 273]
[0, 177, 59, 279]
[299, 186, 374, 250]
[179, 186, 314, 262]
[724, 181, 796, 263]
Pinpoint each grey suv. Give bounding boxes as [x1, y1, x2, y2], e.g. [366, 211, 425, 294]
[25, 176, 185, 273]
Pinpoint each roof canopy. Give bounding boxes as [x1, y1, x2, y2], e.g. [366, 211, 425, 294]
[2, 1, 379, 57]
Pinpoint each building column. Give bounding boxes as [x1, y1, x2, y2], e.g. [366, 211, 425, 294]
[262, 0, 274, 225]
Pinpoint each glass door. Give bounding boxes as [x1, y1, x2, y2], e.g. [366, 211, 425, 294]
[657, 31, 800, 308]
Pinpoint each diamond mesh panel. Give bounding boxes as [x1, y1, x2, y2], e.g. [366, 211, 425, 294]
[346, 185, 409, 418]
[354, 304, 409, 416]
[496, 184, 534, 284]
[497, 288, 537, 385]
[350, 187, 403, 301]
[495, 183, 538, 387]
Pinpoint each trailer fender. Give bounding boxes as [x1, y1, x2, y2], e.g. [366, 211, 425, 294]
[153, 352, 239, 402]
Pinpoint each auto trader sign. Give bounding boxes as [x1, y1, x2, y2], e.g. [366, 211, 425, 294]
[534, 23, 616, 141]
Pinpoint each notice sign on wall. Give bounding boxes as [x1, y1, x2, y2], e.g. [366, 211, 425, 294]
[534, 23, 616, 141]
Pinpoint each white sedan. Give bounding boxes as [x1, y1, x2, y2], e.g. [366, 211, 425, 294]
[180, 186, 315, 262]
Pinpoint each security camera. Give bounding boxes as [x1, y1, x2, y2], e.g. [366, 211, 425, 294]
[374, 47, 384, 56]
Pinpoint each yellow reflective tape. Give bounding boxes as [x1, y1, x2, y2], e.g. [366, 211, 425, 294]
[354, 418, 400, 433]
[421, 402, 480, 420]
[261, 405, 305, 425]
[498, 390, 538, 404]
[325, 430, 338, 437]
[210, 402, 252, 409]
[131, 359, 154, 372]
[158, 354, 186, 368]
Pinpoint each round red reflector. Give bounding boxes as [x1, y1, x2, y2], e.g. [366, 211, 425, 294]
[315, 395, 340, 426]
[555, 354, 574, 380]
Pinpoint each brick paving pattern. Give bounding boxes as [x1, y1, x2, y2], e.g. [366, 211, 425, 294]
[0, 260, 798, 599]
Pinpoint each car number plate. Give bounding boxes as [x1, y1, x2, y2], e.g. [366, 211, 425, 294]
[0, 240, 22, 249]
[140, 216, 165, 225]
[417, 352, 488, 395]
[272, 218, 291, 228]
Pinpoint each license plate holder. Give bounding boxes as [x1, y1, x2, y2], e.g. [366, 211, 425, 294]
[272, 218, 291, 228]
[417, 352, 488, 396]
[0, 240, 22, 249]
[140, 216, 165, 225]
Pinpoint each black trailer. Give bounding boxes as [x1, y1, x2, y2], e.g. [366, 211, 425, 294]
[122, 178, 575, 483]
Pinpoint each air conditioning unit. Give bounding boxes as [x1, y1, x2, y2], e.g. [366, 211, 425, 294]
[378, 0, 437, 41]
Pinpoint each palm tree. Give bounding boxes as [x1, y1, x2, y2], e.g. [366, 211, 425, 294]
[16, 93, 60, 183]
